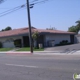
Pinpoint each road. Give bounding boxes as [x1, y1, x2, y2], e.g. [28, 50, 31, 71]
[0, 54, 80, 80]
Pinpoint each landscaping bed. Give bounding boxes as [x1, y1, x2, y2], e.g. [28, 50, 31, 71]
[17, 47, 44, 51]
[0, 48, 12, 51]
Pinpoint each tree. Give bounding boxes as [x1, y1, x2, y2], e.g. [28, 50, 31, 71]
[1, 29, 5, 31]
[76, 20, 80, 25]
[0, 0, 4, 3]
[32, 31, 39, 48]
[68, 26, 78, 34]
[68, 20, 80, 34]
[75, 20, 80, 31]
[1, 26, 12, 31]
[5, 26, 12, 31]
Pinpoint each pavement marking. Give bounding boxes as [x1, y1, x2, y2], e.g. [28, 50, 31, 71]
[5, 64, 38, 68]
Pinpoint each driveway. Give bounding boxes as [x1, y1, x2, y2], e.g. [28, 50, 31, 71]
[44, 43, 80, 52]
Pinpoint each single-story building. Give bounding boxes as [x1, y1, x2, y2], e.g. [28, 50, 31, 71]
[0, 27, 75, 48]
[74, 34, 80, 43]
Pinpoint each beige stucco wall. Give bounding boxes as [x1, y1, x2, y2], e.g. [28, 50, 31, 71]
[45, 34, 70, 46]
[0, 36, 23, 48]
[0, 34, 71, 48]
[74, 35, 80, 43]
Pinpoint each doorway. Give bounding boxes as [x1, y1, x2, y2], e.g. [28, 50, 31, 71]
[23, 36, 29, 47]
[70, 35, 74, 44]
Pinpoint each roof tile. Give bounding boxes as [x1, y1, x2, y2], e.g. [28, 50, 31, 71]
[0, 27, 75, 37]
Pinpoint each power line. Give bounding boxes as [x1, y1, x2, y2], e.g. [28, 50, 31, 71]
[30, 0, 50, 5]
[0, 0, 38, 9]
[29, 0, 51, 8]
[33, 0, 48, 4]
[0, 4, 26, 17]
[30, 0, 39, 3]
[0, 0, 50, 13]
[0, 0, 51, 17]
[0, 4, 26, 15]
[0, 8, 24, 17]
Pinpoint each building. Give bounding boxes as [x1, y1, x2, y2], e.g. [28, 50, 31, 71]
[74, 34, 80, 43]
[0, 27, 75, 48]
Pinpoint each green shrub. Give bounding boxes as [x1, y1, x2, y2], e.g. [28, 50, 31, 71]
[55, 44, 61, 46]
[59, 40, 69, 45]
[55, 40, 73, 46]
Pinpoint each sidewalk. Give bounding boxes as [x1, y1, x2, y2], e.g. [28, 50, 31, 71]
[0, 50, 80, 55]
[0, 51, 63, 53]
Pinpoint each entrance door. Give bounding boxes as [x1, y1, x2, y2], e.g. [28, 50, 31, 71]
[70, 35, 74, 44]
[23, 36, 29, 47]
[37, 35, 44, 47]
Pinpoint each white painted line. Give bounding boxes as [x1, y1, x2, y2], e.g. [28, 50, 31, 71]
[5, 64, 38, 68]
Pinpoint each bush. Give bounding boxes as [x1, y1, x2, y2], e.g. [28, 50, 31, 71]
[55, 40, 73, 46]
[59, 40, 68, 45]
[55, 44, 61, 46]
[0, 42, 2, 48]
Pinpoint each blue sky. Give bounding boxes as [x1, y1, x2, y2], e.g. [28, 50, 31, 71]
[0, 0, 80, 31]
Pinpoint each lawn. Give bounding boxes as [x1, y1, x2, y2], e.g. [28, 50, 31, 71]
[17, 47, 44, 51]
[0, 48, 12, 51]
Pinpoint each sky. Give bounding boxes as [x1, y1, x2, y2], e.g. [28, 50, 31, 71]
[0, 0, 80, 31]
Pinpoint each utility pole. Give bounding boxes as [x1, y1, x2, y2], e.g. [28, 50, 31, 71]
[26, 0, 33, 53]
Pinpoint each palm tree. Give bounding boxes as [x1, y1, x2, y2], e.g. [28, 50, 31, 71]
[75, 20, 80, 33]
[0, 0, 4, 4]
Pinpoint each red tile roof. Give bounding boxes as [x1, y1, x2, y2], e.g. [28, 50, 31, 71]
[33, 29, 75, 34]
[0, 27, 75, 37]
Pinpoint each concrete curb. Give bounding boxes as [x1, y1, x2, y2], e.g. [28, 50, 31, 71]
[0, 51, 63, 54]
[6, 53, 32, 56]
[6, 52, 32, 56]
[0, 51, 80, 55]
[0, 51, 32, 56]
[7, 51, 31, 53]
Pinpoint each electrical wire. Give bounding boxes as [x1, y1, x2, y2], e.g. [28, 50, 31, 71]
[29, 0, 51, 7]
[0, 0, 51, 17]
[0, 8, 25, 17]
[0, 0, 50, 14]
[30, 0, 39, 3]
[0, 0, 38, 7]
[32, 0, 48, 4]
[0, 4, 26, 17]
[0, 4, 26, 15]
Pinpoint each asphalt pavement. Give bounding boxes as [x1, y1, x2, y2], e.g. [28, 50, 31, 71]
[45, 43, 80, 52]
[0, 54, 80, 80]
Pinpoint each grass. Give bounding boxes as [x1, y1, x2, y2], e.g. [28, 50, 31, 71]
[0, 48, 12, 51]
[17, 47, 44, 51]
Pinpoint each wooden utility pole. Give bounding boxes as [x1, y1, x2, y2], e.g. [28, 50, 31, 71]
[26, 0, 33, 53]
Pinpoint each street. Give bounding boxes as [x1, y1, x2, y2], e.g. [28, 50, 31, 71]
[0, 54, 80, 80]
